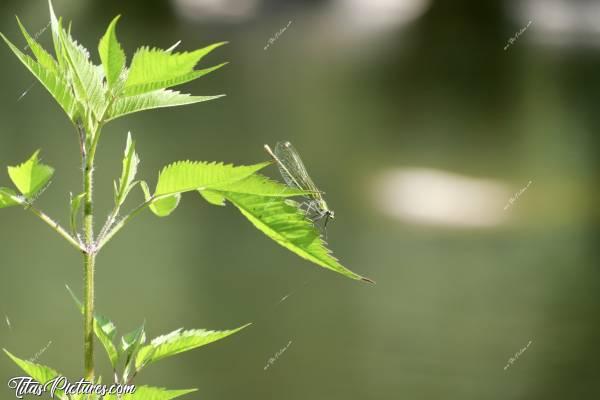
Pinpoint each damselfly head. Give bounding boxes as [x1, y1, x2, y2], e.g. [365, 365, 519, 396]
[328, 210, 335, 220]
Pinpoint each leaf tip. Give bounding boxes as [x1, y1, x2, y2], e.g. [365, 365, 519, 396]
[360, 276, 376, 284]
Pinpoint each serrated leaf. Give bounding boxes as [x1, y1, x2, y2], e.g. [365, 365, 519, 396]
[66, 285, 119, 368]
[219, 192, 371, 282]
[124, 42, 226, 96]
[8, 150, 54, 199]
[104, 386, 196, 400]
[48, 0, 64, 69]
[198, 173, 305, 206]
[204, 173, 306, 197]
[115, 132, 140, 206]
[135, 324, 250, 370]
[0, 33, 77, 119]
[106, 89, 224, 122]
[0, 188, 21, 208]
[121, 323, 146, 381]
[120, 323, 146, 360]
[57, 24, 106, 120]
[98, 15, 125, 88]
[154, 162, 270, 197]
[3, 349, 65, 398]
[125, 63, 227, 97]
[69, 192, 85, 233]
[149, 161, 269, 217]
[16, 16, 58, 73]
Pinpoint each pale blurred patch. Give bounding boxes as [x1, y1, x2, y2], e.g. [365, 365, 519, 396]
[372, 168, 511, 228]
[508, 0, 600, 47]
[329, 0, 431, 35]
[170, 0, 260, 22]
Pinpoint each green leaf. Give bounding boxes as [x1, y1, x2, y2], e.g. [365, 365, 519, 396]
[219, 192, 372, 282]
[106, 89, 224, 122]
[124, 42, 227, 96]
[98, 15, 125, 89]
[104, 386, 196, 400]
[8, 150, 54, 199]
[149, 161, 269, 217]
[0, 32, 77, 119]
[115, 132, 140, 207]
[204, 173, 306, 197]
[135, 324, 250, 370]
[0, 188, 21, 208]
[3, 349, 64, 397]
[124, 63, 227, 97]
[47, 0, 64, 69]
[198, 190, 225, 206]
[120, 323, 146, 381]
[66, 285, 119, 368]
[69, 192, 85, 233]
[57, 23, 106, 120]
[16, 16, 58, 73]
[154, 161, 270, 198]
[198, 173, 305, 206]
[121, 324, 146, 354]
[150, 194, 181, 218]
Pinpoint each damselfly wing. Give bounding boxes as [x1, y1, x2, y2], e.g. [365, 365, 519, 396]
[264, 141, 335, 230]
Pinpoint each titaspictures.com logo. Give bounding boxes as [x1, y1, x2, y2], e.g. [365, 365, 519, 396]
[7, 376, 136, 398]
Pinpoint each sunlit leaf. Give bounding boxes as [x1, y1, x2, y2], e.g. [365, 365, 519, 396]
[219, 191, 372, 282]
[107, 89, 223, 122]
[0, 188, 21, 209]
[120, 322, 146, 381]
[16, 16, 58, 73]
[3, 349, 66, 398]
[148, 161, 269, 217]
[114, 132, 140, 207]
[7, 150, 54, 199]
[57, 22, 106, 120]
[135, 324, 250, 370]
[0, 33, 77, 119]
[203, 173, 306, 197]
[198, 190, 225, 206]
[124, 42, 226, 96]
[121, 323, 146, 356]
[98, 15, 125, 89]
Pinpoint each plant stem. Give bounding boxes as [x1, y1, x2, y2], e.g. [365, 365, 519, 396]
[83, 249, 95, 381]
[26, 205, 84, 251]
[96, 198, 152, 250]
[83, 124, 100, 382]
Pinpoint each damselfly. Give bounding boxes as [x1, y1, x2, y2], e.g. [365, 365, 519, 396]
[264, 141, 335, 230]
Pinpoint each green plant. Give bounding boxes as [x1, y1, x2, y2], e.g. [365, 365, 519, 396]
[1, 1, 370, 398]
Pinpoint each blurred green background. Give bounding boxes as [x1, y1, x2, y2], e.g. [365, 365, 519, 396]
[0, 0, 598, 399]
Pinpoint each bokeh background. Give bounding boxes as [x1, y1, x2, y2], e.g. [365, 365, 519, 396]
[0, 0, 598, 399]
